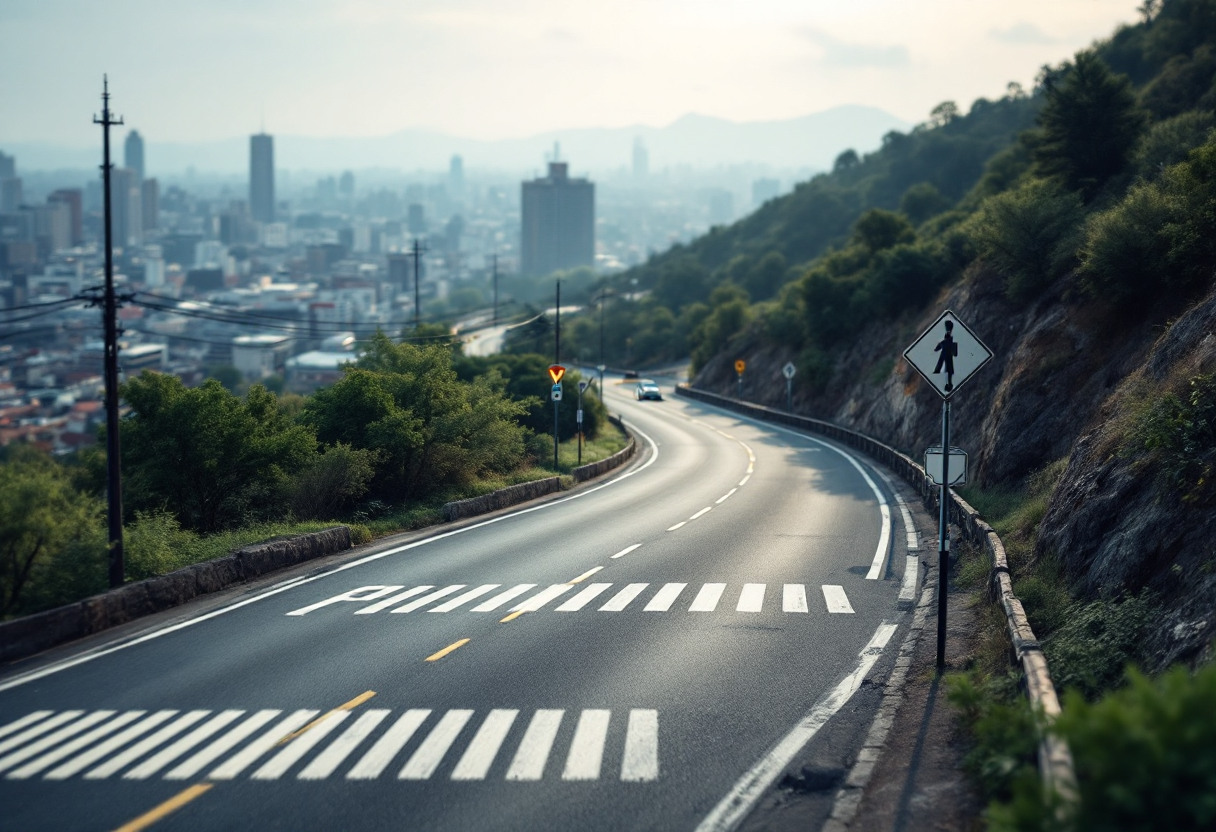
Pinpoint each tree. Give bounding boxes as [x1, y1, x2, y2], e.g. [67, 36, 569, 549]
[929, 101, 960, 128]
[1033, 51, 1148, 199]
[899, 183, 953, 225]
[121, 374, 318, 531]
[833, 149, 860, 172]
[852, 209, 915, 254]
[0, 446, 104, 617]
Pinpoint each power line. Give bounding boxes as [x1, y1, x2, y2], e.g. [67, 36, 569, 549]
[1, 298, 83, 313]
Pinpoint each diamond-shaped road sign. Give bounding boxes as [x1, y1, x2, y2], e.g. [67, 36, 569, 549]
[903, 310, 992, 400]
[782, 361, 796, 380]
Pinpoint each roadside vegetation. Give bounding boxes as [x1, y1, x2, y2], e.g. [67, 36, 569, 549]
[0, 335, 623, 620]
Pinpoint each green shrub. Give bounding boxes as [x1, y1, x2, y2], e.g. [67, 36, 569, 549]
[970, 180, 1084, 302]
[348, 524, 373, 546]
[125, 510, 200, 581]
[947, 670, 1041, 803]
[1042, 592, 1158, 700]
[1130, 111, 1215, 180]
[1128, 374, 1216, 501]
[284, 443, 377, 520]
[1057, 663, 1216, 831]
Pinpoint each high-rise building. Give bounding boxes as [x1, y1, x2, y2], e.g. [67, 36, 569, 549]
[2, 177, 24, 213]
[521, 160, 595, 276]
[250, 133, 275, 223]
[407, 203, 426, 235]
[339, 171, 355, 197]
[387, 253, 412, 292]
[632, 138, 649, 179]
[124, 131, 145, 180]
[141, 178, 160, 232]
[0, 151, 14, 181]
[110, 167, 142, 248]
[49, 189, 83, 245]
[449, 155, 464, 192]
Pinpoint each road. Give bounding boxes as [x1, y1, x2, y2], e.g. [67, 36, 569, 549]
[0, 377, 917, 832]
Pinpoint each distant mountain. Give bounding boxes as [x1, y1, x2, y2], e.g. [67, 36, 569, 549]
[2, 106, 910, 176]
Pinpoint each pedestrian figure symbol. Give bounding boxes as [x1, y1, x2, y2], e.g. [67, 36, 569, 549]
[933, 321, 958, 392]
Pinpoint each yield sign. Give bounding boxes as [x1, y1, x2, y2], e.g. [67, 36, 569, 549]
[903, 310, 992, 399]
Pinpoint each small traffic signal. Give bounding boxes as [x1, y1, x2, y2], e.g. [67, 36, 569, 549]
[548, 364, 566, 384]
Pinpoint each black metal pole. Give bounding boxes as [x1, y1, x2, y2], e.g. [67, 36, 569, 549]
[95, 77, 124, 589]
[577, 386, 583, 465]
[937, 398, 951, 671]
[555, 279, 560, 365]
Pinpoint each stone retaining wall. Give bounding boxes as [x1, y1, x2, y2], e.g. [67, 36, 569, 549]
[441, 477, 564, 522]
[0, 526, 352, 664]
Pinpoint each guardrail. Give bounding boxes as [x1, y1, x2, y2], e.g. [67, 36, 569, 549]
[675, 383, 1076, 803]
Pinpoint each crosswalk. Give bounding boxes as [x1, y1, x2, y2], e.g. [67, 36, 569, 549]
[288, 583, 858, 617]
[0, 707, 659, 784]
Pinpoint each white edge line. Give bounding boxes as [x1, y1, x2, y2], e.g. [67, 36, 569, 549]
[705, 406, 890, 581]
[0, 421, 663, 693]
[694, 622, 899, 832]
[610, 544, 642, 559]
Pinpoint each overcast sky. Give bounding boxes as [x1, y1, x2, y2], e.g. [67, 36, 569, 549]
[1, 0, 1140, 146]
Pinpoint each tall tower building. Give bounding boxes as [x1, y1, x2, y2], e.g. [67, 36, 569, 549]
[632, 138, 649, 180]
[124, 131, 145, 180]
[111, 168, 142, 247]
[0, 151, 15, 181]
[449, 155, 464, 193]
[250, 133, 275, 223]
[520, 159, 595, 276]
[142, 178, 160, 232]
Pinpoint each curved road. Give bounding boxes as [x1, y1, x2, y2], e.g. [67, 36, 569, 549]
[0, 377, 918, 832]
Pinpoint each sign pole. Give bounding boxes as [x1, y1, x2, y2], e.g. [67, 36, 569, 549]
[937, 398, 951, 671]
[577, 384, 583, 465]
[786, 377, 792, 412]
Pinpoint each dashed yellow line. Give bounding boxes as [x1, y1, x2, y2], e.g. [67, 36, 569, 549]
[278, 690, 377, 744]
[112, 784, 213, 832]
[426, 638, 471, 660]
[500, 610, 526, 623]
[568, 566, 604, 584]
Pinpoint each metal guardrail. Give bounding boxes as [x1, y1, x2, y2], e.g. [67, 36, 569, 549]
[675, 383, 1077, 803]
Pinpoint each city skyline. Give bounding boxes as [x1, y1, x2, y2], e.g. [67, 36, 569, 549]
[1, 1, 1139, 147]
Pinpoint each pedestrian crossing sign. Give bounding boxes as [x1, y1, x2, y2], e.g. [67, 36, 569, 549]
[903, 310, 992, 400]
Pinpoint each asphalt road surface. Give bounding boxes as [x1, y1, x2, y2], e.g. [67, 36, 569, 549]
[0, 377, 918, 832]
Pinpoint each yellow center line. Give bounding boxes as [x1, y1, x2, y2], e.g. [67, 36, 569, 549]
[568, 566, 603, 584]
[426, 637, 471, 660]
[112, 783, 213, 832]
[499, 610, 526, 623]
[278, 690, 377, 745]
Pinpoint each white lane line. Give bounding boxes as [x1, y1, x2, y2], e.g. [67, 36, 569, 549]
[471, 584, 537, 612]
[716, 489, 737, 504]
[0, 711, 114, 775]
[46, 710, 179, 780]
[162, 710, 281, 780]
[510, 584, 575, 612]
[0, 421, 663, 694]
[739, 475, 751, 486]
[287, 585, 405, 616]
[7, 710, 145, 779]
[400, 710, 474, 780]
[556, 583, 613, 611]
[391, 585, 467, 613]
[429, 584, 502, 612]
[0, 711, 53, 742]
[620, 709, 659, 782]
[822, 585, 855, 614]
[599, 583, 649, 611]
[899, 556, 920, 608]
[667, 522, 686, 531]
[0, 711, 82, 755]
[610, 543, 641, 559]
[354, 586, 434, 615]
[347, 709, 431, 780]
[644, 583, 688, 612]
[690, 507, 712, 520]
[298, 709, 390, 780]
[866, 502, 893, 580]
[252, 710, 349, 780]
[695, 622, 899, 832]
[208, 709, 319, 780]
[450, 709, 519, 781]
[87, 710, 212, 779]
[874, 468, 919, 551]
[505, 709, 563, 781]
[689, 583, 727, 612]
[562, 709, 611, 781]
[782, 584, 809, 614]
[736, 584, 766, 613]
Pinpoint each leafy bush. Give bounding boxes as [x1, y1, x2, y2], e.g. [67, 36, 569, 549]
[899, 182, 953, 225]
[970, 180, 1084, 302]
[125, 510, 199, 581]
[1130, 110, 1215, 180]
[947, 670, 1041, 803]
[1057, 663, 1216, 831]
[1041, 592, 1158, 700]
[283, 443, 378, 520]
[1128, 373, 1216, 501]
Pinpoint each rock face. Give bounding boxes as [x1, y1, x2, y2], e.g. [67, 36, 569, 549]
[694, 270, 1216, 668]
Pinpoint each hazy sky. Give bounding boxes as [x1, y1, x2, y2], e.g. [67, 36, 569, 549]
[1, 0, 1140, 146]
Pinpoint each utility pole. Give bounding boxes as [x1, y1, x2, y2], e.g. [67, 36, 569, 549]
[95, 76, 125, 589]
[555, 278, 561, 364]
[410, 238, 427, 329]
